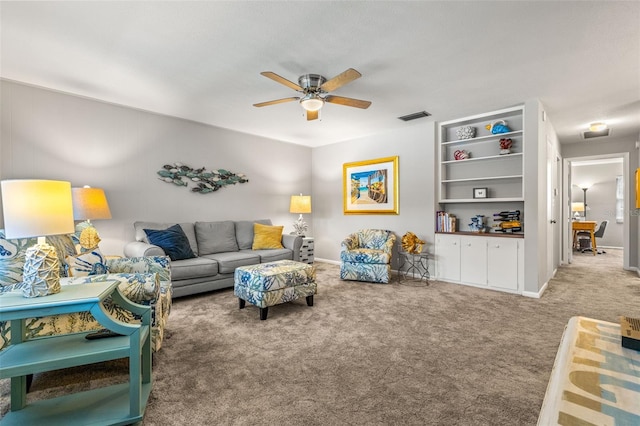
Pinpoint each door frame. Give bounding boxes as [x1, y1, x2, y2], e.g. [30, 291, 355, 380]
[562, 152, 629, 269]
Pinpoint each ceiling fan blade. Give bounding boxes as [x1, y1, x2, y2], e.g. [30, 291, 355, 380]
[307, 110, 319, 121]
[320, 68, 362, 92]
[253, 97, 300, 107]
[325, 95, 371, 109]
[260, 71, 303, 91]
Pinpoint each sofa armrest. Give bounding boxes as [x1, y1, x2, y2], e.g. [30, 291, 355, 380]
[282, 234, 303, 262]
[124, 241, 165, 257]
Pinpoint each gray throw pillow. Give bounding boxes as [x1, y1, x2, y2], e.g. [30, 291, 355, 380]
[195, 221, 239, 255]
[235, 219, 272, 250]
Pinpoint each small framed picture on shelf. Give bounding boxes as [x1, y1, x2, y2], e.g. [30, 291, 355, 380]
[473, 187, 487, 199]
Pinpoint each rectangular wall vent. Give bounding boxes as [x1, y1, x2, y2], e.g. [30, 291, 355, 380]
[398, 111, 431, 121]
[582, 129, 611, 139]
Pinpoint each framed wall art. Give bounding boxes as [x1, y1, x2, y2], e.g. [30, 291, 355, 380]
[343, 156, 399, 214]
[473, 187, 487, 199]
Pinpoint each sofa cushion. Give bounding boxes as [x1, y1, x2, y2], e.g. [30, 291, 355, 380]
[202, 252, 260, 274]
[252, 223, 284, 250]
[195, 221, 239, 255]
[240, 248, 292, 263]
[144, 224, 196, 261]
[170, 257, 219, 281]
[135, 222, 199, 256]
[235, 219, 272, 250]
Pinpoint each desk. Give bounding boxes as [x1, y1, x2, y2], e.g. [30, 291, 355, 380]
[537, 316, 640, 425]
[572, 221, 597, 255]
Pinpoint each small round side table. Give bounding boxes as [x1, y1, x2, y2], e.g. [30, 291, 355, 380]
[398, 251, 430, 285]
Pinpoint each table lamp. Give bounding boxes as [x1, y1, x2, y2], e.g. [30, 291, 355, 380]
[571, 202, 584, 220]
[1, 180, 75, 297]
[289, 194, 311, 236]
[72, 186, 112, 251]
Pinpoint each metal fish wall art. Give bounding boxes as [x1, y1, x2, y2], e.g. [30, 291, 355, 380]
[157, 162, 249, 194]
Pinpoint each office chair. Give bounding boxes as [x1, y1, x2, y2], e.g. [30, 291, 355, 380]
[578, 220, 608, 254]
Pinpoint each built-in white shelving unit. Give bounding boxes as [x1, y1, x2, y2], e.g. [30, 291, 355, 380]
[438, 105, 525, 203]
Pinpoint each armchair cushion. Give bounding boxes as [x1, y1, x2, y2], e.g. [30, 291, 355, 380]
[0, 230, 76, 292]
[66, 248, 108, 277]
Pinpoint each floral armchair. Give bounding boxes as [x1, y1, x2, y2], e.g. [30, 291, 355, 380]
[0, 230, 172, 352]
[340, 229, 396, 283]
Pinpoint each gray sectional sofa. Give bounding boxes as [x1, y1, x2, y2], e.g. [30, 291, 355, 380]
[124, 219, 302, 298]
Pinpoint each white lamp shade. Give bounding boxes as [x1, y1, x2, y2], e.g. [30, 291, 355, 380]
[1, 180, 75, 239]
[290, 195, 312, 214]
[72, 187, 112, 220]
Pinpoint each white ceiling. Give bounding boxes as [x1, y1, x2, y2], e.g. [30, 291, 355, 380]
[1, 1, 639, 148]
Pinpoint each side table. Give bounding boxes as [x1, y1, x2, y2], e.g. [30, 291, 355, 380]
[0, 280, 152, 425]
[398, 251, 430, 283]
[300, 237, 314, 264]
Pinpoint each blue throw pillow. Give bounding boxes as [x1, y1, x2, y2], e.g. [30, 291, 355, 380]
[144, 224, 196, 261]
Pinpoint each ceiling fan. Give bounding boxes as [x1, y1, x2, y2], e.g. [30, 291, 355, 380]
[253, 68, 372, 121]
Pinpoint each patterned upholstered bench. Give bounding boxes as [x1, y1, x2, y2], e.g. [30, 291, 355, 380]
[234, 260, 316, 320]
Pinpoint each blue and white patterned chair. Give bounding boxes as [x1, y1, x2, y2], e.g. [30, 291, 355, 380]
[340, 229, 396, 284]
[0, 230, 172, 352]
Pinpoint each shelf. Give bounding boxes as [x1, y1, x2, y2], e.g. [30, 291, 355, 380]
[0, 382, 152, 426]
[0, 327, 149, 378]
[441, 174, 523, 183]
[436, 231, 524, 238]
[441, 130, 523, 146]
[439, 198, 524, 203]
[442, 152, 523, 165]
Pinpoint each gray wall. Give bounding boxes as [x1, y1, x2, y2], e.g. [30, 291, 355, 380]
[311, 122, 436, 270]
[571, 161, 624, 247]
[0, 80, 312, 255]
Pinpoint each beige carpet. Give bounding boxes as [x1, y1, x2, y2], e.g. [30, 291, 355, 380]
[2, 249, 638, 425]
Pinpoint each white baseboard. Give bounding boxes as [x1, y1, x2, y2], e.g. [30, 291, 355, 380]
[314, 258, 339, 266]
[522, 281, 548, 299]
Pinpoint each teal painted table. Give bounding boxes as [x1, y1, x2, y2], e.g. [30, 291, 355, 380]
[0, 280, 152, 425]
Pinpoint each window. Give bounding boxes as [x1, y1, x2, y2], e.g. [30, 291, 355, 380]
[616, 175, 624, 223]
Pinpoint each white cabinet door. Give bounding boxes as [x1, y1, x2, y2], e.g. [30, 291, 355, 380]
[435, 234, 460, 282]
[460, 236, 487, 286]
[487, 238, 519, 291]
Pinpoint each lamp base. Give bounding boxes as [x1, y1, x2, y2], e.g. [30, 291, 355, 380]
[292, 214, 308, 237]
[22, 242, 61, 298]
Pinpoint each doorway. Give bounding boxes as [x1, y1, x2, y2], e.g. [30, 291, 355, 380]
[563, 153, 629, 269]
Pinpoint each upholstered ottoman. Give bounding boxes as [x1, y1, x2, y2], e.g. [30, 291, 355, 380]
[234, 260, 316, 320]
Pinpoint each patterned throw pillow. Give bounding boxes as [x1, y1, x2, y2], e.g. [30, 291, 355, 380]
[66, 248, 107, 277]
[252, 223, 284, 250]
[0, 230, 76, 292]
[144, 224, 196, 261]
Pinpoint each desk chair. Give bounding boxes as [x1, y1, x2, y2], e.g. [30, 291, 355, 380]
[578, 220, 608, 254]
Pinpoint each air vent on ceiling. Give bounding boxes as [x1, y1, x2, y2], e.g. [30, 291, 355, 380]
[582, 129, 611, 139]
[398, 111, 431, 121]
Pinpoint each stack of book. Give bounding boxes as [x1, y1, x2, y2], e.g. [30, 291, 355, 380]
[436, 211, 457, 232]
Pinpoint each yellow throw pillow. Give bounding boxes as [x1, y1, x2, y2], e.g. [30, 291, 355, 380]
[252, 223, 284, 250]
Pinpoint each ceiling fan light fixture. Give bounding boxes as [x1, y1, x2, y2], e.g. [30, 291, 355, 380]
[589, 122, 607, 132]
[300, 94, 324, 112]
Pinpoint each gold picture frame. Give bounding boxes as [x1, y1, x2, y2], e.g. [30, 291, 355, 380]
[343, 156, 399, 214]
